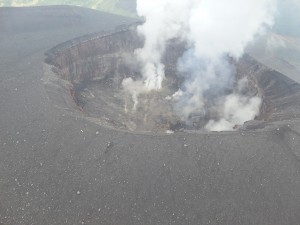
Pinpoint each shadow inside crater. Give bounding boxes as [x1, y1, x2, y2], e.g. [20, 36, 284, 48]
[43, 24, 300, 133]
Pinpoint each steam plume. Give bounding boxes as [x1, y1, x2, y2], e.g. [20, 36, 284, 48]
[134, 0, 194, 90]
[128, 0, 276, 130]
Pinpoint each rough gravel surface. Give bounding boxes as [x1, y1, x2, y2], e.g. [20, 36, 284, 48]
[0, 6, 300, 225]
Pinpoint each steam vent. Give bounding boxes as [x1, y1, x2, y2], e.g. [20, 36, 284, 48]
[44, 24, 300, 134]
[2, 6, 300, 225]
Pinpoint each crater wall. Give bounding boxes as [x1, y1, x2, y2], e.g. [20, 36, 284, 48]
[44, 25, 300, 132]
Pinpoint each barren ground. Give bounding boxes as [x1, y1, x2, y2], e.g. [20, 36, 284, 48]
[0, 6, 300, 225]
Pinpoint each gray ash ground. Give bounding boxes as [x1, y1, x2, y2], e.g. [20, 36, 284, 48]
[2, 7, 300, 225]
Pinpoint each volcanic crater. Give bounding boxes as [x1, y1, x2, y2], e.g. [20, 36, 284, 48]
[44, 24, 300, 133]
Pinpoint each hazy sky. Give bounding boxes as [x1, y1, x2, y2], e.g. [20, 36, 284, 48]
[274, 1, 300, 37]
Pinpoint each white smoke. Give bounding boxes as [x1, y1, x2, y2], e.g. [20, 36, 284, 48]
[122, 0, 196, 109]
[135, 0, 195, 90]
[188, 0, 275, 59]
[205, 78, 262, 131]
[126, 0, 276, 130]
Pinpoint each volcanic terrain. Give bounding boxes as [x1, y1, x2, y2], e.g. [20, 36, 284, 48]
[0, 6, 300, 225]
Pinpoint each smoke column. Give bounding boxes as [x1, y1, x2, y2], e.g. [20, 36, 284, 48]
[129, 0, 276, 131]
[134, 0, 195, 90]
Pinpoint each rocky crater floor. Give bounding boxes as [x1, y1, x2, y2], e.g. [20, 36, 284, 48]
[44, 24, 300, 134]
